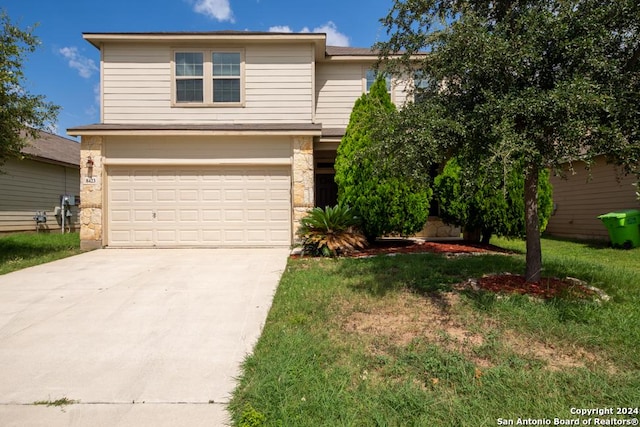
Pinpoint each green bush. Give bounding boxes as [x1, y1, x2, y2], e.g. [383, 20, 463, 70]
[335, 77, 431, 241]
[434, 157, 553, 242]
[297, 205, 367, 257]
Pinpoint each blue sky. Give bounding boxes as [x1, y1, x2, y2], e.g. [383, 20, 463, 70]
[4, 0, 395, 140]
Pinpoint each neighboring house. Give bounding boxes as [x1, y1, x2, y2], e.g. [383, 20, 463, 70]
[0, 131, 80, 234]
[68, 31, 457, 250]
[545, 156, 639, 241]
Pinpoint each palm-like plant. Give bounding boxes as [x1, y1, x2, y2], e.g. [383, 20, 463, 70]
[297, 205, 367, 257]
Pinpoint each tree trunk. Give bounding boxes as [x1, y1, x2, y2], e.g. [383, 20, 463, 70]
[480, 228, 492, 245]
[524, 162, 542, 283]
[463, 227, 482, 242]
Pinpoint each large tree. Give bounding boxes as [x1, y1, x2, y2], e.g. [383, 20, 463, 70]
[375, 0, 640, 282]
[0, 10, 59, 169]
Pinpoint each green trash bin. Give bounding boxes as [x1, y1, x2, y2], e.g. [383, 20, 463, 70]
[598, 209, 640, 249]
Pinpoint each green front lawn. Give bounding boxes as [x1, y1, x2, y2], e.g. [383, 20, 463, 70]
[0, 232, 82, 275]
[230, 237, 640, 426]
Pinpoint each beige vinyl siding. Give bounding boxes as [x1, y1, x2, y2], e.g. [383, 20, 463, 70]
[103, 135, 292, 165]
[315, 63, 365, 128]
[315, 62, 411, 129]
[102, 43, 314, 124]
[546, 156, 639, 241]
[0, 159, 80, 233]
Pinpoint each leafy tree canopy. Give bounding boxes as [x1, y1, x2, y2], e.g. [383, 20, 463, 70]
[375, 0, 640, 281]
[0, 9, 59, 169]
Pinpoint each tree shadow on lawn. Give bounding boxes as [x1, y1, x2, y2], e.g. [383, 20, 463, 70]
[335, 251, 607, 319]
[336, 252, 525, 297]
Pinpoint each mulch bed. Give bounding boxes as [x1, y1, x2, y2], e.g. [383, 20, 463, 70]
[348, 239, 508, 257]
[475, 274, 599, 300]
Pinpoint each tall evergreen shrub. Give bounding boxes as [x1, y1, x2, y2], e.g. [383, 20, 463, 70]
[335, 77, 432, 241]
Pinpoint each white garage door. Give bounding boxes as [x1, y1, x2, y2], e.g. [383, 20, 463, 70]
[107, 166, 291, 247]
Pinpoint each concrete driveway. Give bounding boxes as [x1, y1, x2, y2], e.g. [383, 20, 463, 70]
[0, 248, 289, 426]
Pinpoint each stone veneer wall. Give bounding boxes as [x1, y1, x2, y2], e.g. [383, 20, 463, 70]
[412, 216, 462, 239]
[79, 136, 104, 250]
[292, 136, 314, 241]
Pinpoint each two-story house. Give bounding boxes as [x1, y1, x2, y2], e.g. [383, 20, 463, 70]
[68, 31, 423, 250]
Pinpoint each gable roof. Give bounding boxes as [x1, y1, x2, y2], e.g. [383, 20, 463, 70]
[83, 31, 328, 60]
[21, 130, 80, 168]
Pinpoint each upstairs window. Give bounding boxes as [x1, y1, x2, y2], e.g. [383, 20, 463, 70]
[212, 52, 241, 103]
[365, 69, 391, 93]
[175, 52, 204, 103]
[413, 70, 431, 103]
[173, 50, 244, 106]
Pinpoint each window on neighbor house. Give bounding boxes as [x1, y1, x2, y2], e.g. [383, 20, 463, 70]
[365, 69, 391, 93]
[174, 50, 243, 105]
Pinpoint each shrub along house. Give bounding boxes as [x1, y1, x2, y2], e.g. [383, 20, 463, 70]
[0, 130, 80, 234]
[68, 31, 458, 250]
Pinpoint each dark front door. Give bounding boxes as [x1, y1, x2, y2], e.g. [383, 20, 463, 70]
[315, 174, 338, 208]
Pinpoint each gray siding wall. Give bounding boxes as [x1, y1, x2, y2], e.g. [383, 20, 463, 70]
[0, 159, 80, 233]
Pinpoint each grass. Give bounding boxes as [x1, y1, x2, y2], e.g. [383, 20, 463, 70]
[230, 237, 640, 426]
[0, 232, 82, 275]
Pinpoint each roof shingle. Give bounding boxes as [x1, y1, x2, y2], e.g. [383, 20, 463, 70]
[21, 130, 80, 167]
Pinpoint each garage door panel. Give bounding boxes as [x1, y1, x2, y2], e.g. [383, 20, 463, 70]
[111, 190, 131, 202]
[134, 210, 154, 222]
[224, 210, 244, 222]
[247, 190, 267, 201]
[202, 190, 222, 201]
[108, 166, 291, 247]
[133, 189, 153, 201]
[179, 189, 199, 202]
[156, 171, 176, 181]
[156, 230, 177, 244]
[177, 229, 199, 242]
[271, 189, 291, 201]
[270, 209, 290, 221]
[269, 230, 290, 244]
[133, 230, 154, 242]
[247, 210, 267, 221]
[156, 210, 176, 222]
[202, 210, 222, 221]
[224, 189, 244, 201]
[202, 230, 222, 242]
[223, 229, 245, 244]
[180, 210, 199, 221]
[247, 230, 267, 242]
[110, 210, 131, 222]
[133, 172, 153, 182]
